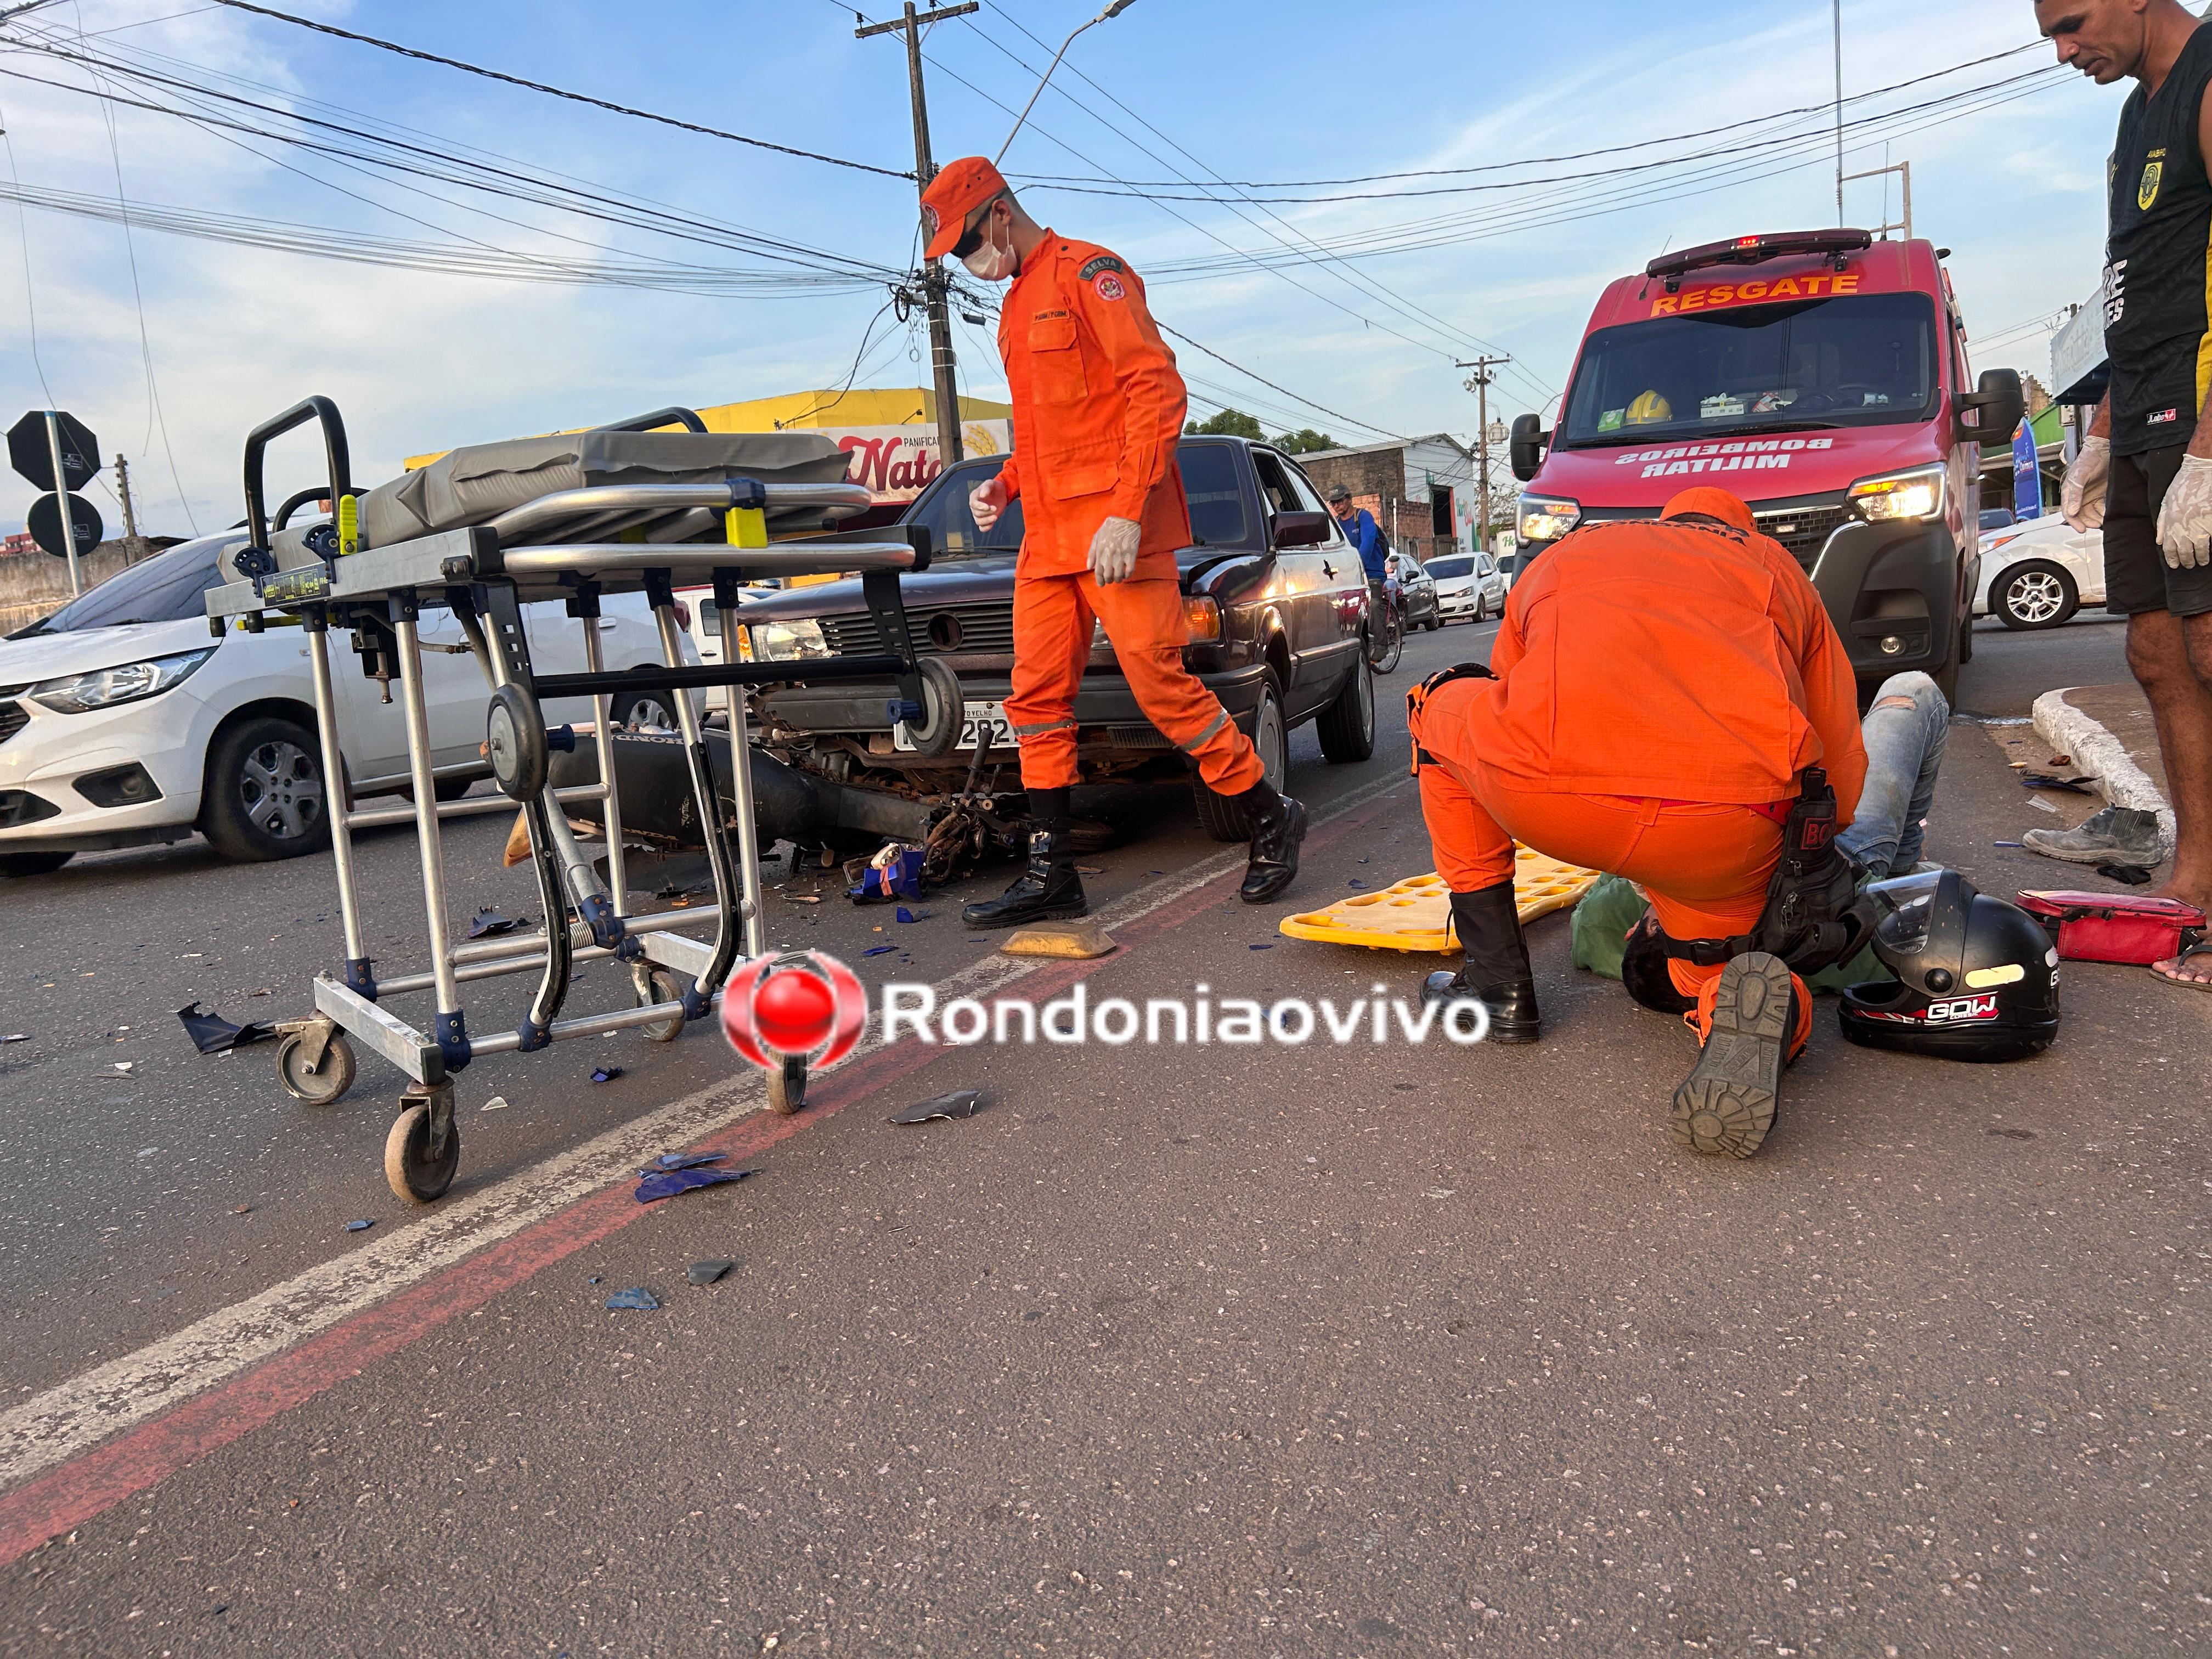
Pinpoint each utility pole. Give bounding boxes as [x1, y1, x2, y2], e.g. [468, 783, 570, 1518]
[1833, 0, 1846, 225]
[857, 1, 978, 471]
[1457, 355, 1511, 552]
[114, 452, 141, 561]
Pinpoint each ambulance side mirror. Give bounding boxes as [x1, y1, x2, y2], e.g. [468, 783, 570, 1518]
[1271, 510, 1331, 549]
[1956, 368, 2024, 446]
[1509, 414, 1548, 483]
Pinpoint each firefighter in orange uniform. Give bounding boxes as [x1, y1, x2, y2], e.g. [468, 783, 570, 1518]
[918, 157, 1306, 926]
[1406, 487, 1873, 1159]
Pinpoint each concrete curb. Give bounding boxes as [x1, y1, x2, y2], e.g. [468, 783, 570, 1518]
[2030, 685, 2177, 855]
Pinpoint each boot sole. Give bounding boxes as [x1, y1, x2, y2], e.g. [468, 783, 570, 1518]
[2017, 841, 2162, 867]
[1671, 952, 1791, 1159]
[959, 900, 1089, 930]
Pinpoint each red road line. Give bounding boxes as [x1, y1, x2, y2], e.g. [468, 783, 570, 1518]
[0, 785, 1407, 1565]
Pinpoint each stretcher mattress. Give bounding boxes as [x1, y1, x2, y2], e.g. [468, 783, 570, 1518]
[355, 429, 855, 549]
[1277, 849, 1600, 953]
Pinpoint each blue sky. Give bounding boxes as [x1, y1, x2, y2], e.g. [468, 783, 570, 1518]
[0, 0, 2128, 538]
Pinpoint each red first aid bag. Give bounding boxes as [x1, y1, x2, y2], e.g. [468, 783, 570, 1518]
[2016, 890, 2207, 966]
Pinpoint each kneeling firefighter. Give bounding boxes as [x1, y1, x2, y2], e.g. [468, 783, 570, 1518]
[916, 157, 1306, 927]
[1406, 486, 1877, 1157]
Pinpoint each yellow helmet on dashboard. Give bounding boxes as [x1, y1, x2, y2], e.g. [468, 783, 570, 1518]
[1626, 390, 1673, 425]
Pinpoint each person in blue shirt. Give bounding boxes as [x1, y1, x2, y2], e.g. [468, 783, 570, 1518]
[1325, 484, 1392, 580]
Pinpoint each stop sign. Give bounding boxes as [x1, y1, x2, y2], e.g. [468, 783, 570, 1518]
[7, 410, 98, 493]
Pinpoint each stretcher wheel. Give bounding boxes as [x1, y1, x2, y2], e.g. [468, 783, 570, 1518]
[636, 966, 684, 1043]
[487, 682, 550, 801]
[276, 1029, 356, 1105]
[765, 1054, 806, 1116]
[893, 658, 962, 759]
[385, 1100, 460, 1204]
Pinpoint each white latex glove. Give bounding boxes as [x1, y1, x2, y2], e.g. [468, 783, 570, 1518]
[970, 473, 1010, 532]
[2061, 435, 2109, 532]
[1087, 515, 1141, 585]
[2157, 453, 2212, 569]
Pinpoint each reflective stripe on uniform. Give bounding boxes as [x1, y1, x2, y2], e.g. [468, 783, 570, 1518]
[1013, 716, 1079, 738]
[1176, 707, 1231, 754]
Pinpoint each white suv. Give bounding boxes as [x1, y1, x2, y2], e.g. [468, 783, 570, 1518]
[0, 533, 688, 875]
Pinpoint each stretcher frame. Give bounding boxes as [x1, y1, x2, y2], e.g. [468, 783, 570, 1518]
[205, 397, 945, 1202]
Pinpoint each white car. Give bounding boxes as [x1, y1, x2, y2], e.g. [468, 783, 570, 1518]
[1974, 515, 2105, 631]
[0, 532, 691, 876]
[1422, 550, 1509, 623]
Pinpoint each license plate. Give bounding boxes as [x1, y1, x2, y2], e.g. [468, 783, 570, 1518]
[893, 699, 1012, 752]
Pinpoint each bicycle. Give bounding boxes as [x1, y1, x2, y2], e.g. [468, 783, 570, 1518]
[1366, 579, 1404, 674]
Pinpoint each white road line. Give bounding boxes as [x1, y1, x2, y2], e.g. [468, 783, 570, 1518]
[0, 770, 1412, 1492]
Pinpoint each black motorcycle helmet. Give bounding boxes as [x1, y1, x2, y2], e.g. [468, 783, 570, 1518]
[1838, 870, 2059, 1062]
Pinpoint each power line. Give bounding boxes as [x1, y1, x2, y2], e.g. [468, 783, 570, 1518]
[1005, 41, 2046, 190]
[1157, 324, 1403, 442]
[200, 0, 915, 180]
[966, 11, 1536, 396]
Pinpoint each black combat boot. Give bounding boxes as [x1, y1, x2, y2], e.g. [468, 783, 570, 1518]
[1422, 881, 1541, 1043]
[1238, 780, 1307, 904]
[963, 792, 1087, 929]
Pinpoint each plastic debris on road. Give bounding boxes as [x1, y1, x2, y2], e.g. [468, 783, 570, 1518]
[634, 1167, 754, 1204]
[2021, 774, 2098, 795]
[863, 945, 897, 957]
[1, 1034, 25, 1045]
[637, 1152, 727, 1175]
[604, 1286, 661, 1311]
[2096, 863, 2157, 887]
[895, 906, 932, 923]
[481, 1095, 510, 1112]
[687, 1260, 735, 1285]
[465, 907, 528, 940]
[1280, 847, 1599, 954]
[590, 1065, 624, 1084]
[176, 1001, 276, 1055]
[346, 1218, 375, 1233]
[1001, 921, 1116, 960]
[850, 844, 926, 904]
[890, 1090, 983, 1125]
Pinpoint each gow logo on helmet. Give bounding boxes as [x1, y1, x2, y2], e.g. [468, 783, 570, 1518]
[721, 951, 868, 1073]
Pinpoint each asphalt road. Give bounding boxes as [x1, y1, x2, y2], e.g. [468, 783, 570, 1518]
[5, 611, 2208, 1657]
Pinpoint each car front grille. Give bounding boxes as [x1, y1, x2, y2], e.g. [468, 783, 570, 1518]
[1753, 505, 1848, 569]
[0, 700, 25, 747]
[820, 601, 1017, 658]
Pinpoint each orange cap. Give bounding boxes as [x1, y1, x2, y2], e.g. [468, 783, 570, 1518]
[920, 156, 1008, 260]
[1661, 487, 1756, 534]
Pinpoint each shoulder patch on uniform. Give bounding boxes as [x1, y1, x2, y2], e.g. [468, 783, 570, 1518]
[1077, 254, 1125, 281]
[1092, 272, 1126, 302]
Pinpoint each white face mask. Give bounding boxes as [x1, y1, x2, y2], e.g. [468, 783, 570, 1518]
[961, 210, 1018, 282]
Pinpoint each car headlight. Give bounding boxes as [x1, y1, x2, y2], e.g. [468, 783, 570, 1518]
[1182, 596, 1222, 643]
[29, 647, 215, 714]
[744, 619, 830, 662]
[1517, 493, 1581, 543]
[1849, 465, 1947, 524]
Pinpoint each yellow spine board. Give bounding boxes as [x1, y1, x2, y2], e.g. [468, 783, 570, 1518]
[725, 505, 769, 549]
[1277, 846, 1600, 953]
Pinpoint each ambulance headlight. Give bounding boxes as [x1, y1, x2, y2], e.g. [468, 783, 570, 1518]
[1517, 493, 1581, 544]
[1849, 465, 1946, 524]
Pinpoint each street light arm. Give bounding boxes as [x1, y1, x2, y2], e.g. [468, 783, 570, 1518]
[995, 0, 1136, 166]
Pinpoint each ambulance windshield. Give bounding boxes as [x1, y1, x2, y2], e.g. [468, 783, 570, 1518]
[1558, 293, 1939, 448]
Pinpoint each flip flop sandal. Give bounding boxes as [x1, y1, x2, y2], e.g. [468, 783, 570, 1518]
[2151, 940, 2212, 992]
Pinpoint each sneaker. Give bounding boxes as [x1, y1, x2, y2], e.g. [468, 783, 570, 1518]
[2021, 805, 2164, 867]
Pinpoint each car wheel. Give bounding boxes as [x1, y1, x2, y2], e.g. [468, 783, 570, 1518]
[612, 689, 680, 731]
[201, 715, 330, 863]
[1193, 673, 1286, 841]
[1996, 560, 2078, 630]
[1316, 650, 1376, 764]
[0, 850, 72, 877]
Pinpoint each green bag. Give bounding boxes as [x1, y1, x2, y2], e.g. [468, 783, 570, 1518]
[1570, 873, 1882, 994]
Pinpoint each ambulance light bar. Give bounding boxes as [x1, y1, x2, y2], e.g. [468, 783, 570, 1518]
[1647, 229, 1875, 286]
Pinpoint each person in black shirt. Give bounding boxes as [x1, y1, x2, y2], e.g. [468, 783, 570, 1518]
[2039, 0, 2212, 988]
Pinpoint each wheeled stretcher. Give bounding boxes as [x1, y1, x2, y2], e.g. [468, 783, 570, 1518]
[205, 397, 961, 1202]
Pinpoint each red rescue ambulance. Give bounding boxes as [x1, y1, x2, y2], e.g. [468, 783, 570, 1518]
[1509, 229, 2023, 698]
